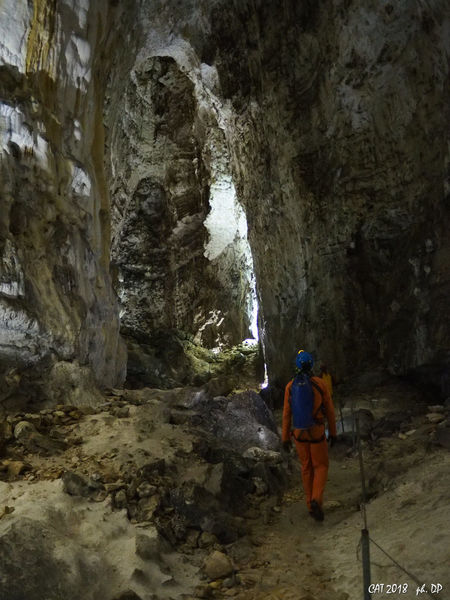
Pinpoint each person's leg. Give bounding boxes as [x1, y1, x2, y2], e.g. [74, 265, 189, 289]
[310, 439, 329, 507]
[295, 441, 313, 510]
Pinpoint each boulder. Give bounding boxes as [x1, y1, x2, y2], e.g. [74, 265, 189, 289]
[167, 484, 242, 543]
[192, 390, 280, 453]
[137, 495, 160, 521]
[5, 460, 31, 478]
[427, 413, 445, 424]
[62, 471, 104, 499]
[14, 420, 36, 440]
[135, 528, 162, 561]
[203, 550, 234, 580]
[198, 531, 218, 549]
[14, 420, 67, 454]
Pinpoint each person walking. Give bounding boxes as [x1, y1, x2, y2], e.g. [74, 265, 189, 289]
[282, 350, 337, 521]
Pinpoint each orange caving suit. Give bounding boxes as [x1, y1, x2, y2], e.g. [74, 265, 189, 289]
[282, 376, 337, 510]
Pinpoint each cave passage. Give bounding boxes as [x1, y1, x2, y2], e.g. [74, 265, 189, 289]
[0, 2, 449, 600]
[2, 0, 449, 395]
[203, 171, 259, 347]
[105, 49, 266, 388]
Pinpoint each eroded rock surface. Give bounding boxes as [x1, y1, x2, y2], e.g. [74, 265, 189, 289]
[204, 0, 450, 383]
[106, 53, 256, 385]
[106, 0, 450, 389]
[0, 0, 133, 401]
[2, 0, 449, 396]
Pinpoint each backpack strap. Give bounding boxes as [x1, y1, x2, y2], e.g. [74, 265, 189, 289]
[311, 379, 325, 422]
[288, 374, 302, 405]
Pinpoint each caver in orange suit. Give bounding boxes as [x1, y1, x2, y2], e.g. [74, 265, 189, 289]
[282, 376, 336, 511]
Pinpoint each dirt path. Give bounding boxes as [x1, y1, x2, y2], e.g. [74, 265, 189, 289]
[220, 398, 450, 600]
[220, 441, 363, 600]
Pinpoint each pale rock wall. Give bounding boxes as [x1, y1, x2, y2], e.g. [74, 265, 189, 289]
[0, 0, 133, 402]
[106, 0, 450, 387]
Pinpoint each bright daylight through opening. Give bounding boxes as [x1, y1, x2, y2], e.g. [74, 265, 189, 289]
[203, 173, 259, 344]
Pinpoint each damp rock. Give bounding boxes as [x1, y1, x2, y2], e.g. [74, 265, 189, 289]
[203, 550, 234, 580]
[192, 391, 280, 453]
[62, 471, 105, 498]
[135, 529, 162, 561]
[113, 489, 128, 509]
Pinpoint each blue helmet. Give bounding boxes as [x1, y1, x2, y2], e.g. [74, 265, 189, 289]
[296, 349, 314, 370]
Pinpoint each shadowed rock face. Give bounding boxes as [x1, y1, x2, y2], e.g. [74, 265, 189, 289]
[1, 0, 449, 397]
[204, 0, 450, 383]
[104, 0, 450, 387]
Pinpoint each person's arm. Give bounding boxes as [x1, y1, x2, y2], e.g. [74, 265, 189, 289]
[282, 380, 293, 442]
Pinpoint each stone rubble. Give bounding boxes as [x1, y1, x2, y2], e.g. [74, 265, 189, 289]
[0, 383, 287, 599]
[0, 378, 448, 598]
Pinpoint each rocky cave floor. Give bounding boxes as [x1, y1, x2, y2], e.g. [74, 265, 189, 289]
[0, 377, 449, 600]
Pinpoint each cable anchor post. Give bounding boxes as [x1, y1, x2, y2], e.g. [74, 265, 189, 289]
[356, 411, 371, 599]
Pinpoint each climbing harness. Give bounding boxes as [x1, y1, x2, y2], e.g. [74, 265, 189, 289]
[293, 433, 326, 443]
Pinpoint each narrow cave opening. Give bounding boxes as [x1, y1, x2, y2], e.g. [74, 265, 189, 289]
[201, 164, 267, 387]
[107, 54, 265, 389]
[203, 171, 259, 347]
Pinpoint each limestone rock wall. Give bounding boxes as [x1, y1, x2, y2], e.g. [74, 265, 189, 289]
[105, 46, 254, 385]
[1, 0, 449, 395]
[105, 0, 450, 387]
[0, 0, 134, 402]
[206, 0, 450, 385]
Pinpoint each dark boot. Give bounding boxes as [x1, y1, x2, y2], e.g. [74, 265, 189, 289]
[310, 500, 324, 522]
